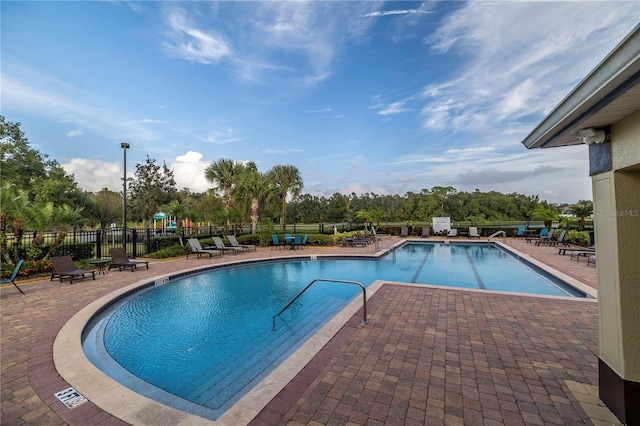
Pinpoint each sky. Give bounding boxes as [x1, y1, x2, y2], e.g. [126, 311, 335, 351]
[2, 1, 638, 204]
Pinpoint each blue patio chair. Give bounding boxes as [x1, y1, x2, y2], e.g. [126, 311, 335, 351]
[293, 235, 302, 250]
[271, 234, 284, 250]
[1, 259, 25, 295]
[301, 234, 309, 249]
[514, 227, 525, 238]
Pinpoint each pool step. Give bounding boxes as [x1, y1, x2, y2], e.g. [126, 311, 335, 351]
[183, 296, 348, 408]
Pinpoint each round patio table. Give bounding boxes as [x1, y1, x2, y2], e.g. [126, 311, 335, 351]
[89, 259, 111, 275]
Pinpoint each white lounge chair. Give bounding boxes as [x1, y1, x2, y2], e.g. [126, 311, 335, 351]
[468, 227, 480, 239]
[187, 239, 222, 259]
[447, 229, 458, 238]
[227, 235, 256, 252]
[211, 236, 244, 254]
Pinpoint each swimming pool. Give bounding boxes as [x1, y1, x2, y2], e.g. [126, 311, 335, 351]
[81, 242, 588, 421]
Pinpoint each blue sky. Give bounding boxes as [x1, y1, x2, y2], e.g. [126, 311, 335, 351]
[2, 1, 638, 203]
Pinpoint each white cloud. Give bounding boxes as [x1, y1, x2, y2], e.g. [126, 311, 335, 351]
[361, 9, 433, 18]
[195, 128, 242, 144]
[67, 128, 83, 138]
[2, 66, 160, 143]
[420, 2, 639, 133]
[62, 158, 125, 193]
[171, 151, 211, 192]
[63, 151, 212, 194]
[163, 8, 232, 64]
[378, 101, 409, 116]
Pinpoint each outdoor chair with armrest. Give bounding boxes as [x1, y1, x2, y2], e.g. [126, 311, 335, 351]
[468, 227, 481, 239]
[50, 255, 96, 284]
[558, 245, 595, 256]
[536, 229, 567, 246]
[525, 228, 549, 243]
[1, 259, 25, 295]
[271, 234, 284, 250]
[571, 250, 597, 261]
[187, 239, 222, 259]
[227, 235, 256, 252]
[210, 236, 244, 254]
[108, 248, 149, 272]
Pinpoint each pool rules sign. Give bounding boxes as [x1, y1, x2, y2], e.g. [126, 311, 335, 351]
[55, 387, 87, 409]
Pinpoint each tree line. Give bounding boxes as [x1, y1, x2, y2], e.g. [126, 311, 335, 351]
[1, 115, 593, 261]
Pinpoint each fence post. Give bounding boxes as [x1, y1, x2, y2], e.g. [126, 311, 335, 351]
[96, 229, 102, 258]
[132, 229, 138, 258]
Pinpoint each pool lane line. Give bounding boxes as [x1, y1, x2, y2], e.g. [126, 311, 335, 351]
[410, 247, 431, 283]
[465, 247, 486, 289]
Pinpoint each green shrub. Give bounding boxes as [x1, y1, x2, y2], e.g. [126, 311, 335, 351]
[146, 244, 187, 259]
[565, 230, 590, 246]
[149, 235, 183, 253]
[257, 219, 276, 247]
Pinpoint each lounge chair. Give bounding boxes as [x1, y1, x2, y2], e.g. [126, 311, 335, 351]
[587, 255, 596, 266]
[468, 227, 480, 239]
[570, 250, 596, 261]
[210, 236, 244, 254]
[536, 229, 567, 246]
[271, 234, 284, 250]
[50, 255, 96, 284]
[525, 228, 549, 243]
[227, 235, 256, 252]
[447, 228, 458, 238]
[1, 259, 25, 295]
[341, 236, 367, 247]
[558, 245, 595, 256]
[108, 248, 149, 272]
[400, 226, 409, 237]
[421, 227, 430, 238]
[187, 239, 222, 259]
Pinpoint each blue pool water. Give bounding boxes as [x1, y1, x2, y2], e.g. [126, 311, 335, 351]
[82, 242, 585, 420]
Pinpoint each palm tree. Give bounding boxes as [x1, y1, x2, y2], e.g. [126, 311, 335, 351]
[533, 205, 560, 229]
[27, 202, 57, 247]
[569, 200, 593, 230]
[235, 162, 266, 234]
[267, 165, 303, 231]
[47, 205, 86, 258]
[204, 159, 240, 229]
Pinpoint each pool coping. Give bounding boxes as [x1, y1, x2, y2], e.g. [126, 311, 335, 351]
[53, 242, 597, 425]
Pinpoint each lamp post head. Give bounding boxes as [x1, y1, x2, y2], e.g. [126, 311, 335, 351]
[121, 142, 130, 149]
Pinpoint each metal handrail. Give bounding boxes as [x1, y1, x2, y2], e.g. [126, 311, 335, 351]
[273, 278, 368, 329]
[487, 230, 506, 243]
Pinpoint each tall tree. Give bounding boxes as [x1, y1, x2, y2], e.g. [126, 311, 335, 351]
[91, 188, 122, 228]
[267, 165, 303, 230]
[569, 200, 593, 230]
[0, 115, 48, 193]
[204, 158, 241, 229]
[128, 156, 177, 227]
[235, 162, 266, 234]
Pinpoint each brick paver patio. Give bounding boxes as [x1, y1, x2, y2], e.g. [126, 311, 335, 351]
[1, 238, 602, 425]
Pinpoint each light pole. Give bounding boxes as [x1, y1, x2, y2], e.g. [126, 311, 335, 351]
[121, 142, 130, 250]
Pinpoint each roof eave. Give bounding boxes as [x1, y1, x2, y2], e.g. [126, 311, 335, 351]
[522, 25, 640, 150]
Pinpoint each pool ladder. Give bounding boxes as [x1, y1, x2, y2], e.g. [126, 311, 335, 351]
[273, 278, 368, 330]
[487, 230, 506, 243]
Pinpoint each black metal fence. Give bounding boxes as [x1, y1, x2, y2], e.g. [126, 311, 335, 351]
[3, 220, 578, 262]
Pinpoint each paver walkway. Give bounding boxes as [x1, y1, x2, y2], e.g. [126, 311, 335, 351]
[1, 238, 602, 425]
